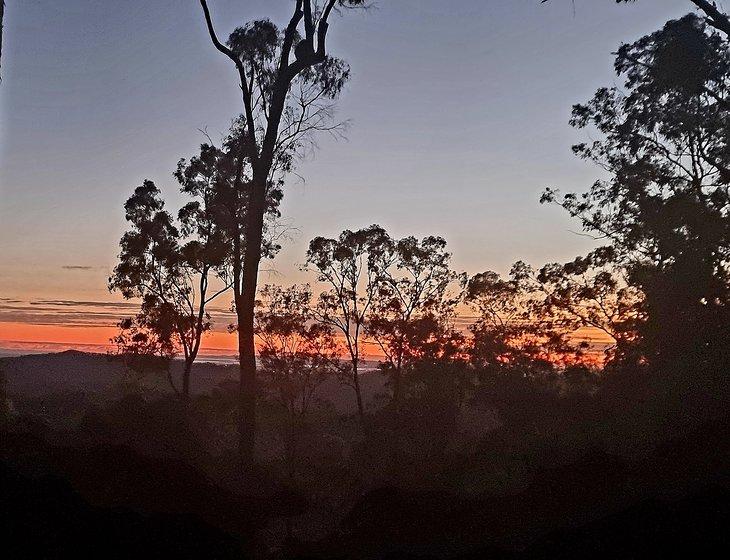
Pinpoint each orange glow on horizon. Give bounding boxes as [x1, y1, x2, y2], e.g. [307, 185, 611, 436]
[1, 320, 610, 366]
[0, 322, 239, 355]
[0, 322, 119, 346]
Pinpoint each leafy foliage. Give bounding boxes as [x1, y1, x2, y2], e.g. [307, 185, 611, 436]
[109, 304, 178, 392]
[368, 235, 465, 406]
[305, 225, 393, 415]
[545, 13, 730, 371]
[255, 284, 342, 418]
[109, 168, 230, 394]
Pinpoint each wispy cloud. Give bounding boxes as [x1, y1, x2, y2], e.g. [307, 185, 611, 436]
[0, 299, 139, 327]
[0, 298, 233, 330]
[30, 300, 139, 309]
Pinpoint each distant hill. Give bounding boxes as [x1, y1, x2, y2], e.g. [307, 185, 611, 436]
[0, 350, 236, 398]
[0, 351, 386, 413]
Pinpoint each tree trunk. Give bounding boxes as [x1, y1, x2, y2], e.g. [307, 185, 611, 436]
[237, 300, 256, 468]
[236, 175, 267, 468]
[392, 340, 404, 412]
[392, 372, 401, 411]
[352, 358, 365, 419]
[166, 366, 180, 396]
[182, 359, 193, 398]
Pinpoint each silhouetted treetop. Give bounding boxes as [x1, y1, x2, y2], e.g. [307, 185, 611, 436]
[110, 163, 240, 396]
[545, 11, 730, 369]
[227, 19, 280, 63]
[305, 225, 392, 418]
[616, 14, 725, 98]
[113, 182, 181, 300]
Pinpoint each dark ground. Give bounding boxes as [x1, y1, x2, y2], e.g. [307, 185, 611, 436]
[2, 351, 729, 559]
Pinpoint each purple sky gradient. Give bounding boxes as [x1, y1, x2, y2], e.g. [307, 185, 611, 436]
[0, 0, 690, 316]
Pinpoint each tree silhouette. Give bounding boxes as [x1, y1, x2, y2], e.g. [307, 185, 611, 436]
[305, 225, 392, 419]
[109, 180, 230, 398]
[255, 284, 342, 471]
[198, 0, 365, 465]
[109, 309, 179, 394]
[464, 264, 579, 374]
[531, 252, 643, 366]
[544, 14, 730, 374]
[368, 236, 464, 411]
[176, 123, 286, 331]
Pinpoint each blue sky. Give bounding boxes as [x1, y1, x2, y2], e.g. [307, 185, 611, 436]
[0, 0, 690, 311]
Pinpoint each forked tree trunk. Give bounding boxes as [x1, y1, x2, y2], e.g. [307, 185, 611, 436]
[199, 0, 347, 467]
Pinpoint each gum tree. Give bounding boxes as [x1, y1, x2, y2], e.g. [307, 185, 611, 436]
[199, 0, 366, 464]
[255, 284, 342, 472]
[110, 180, 230, 398]
[305, 225, 393, 419]
[544, 14, 730, 371]
[368, 236, 464, 411]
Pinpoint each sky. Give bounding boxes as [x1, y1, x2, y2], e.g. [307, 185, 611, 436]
[0, 0, 692, 353]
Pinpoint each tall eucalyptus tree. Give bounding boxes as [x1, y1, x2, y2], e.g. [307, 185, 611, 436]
[198, 0, 367, 464]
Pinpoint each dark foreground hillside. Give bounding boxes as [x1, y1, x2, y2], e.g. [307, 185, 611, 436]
[0, 350, 237, 397]
[3, 418, 730, 559]
[2, 436, 250, 560]
[2, 352, 729, 558]
[302, 418, 730, 559]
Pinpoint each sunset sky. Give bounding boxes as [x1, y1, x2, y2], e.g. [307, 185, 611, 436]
[0, 0, 689, 354]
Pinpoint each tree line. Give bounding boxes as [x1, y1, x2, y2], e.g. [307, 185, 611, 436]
[107, 0, 730, 468]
